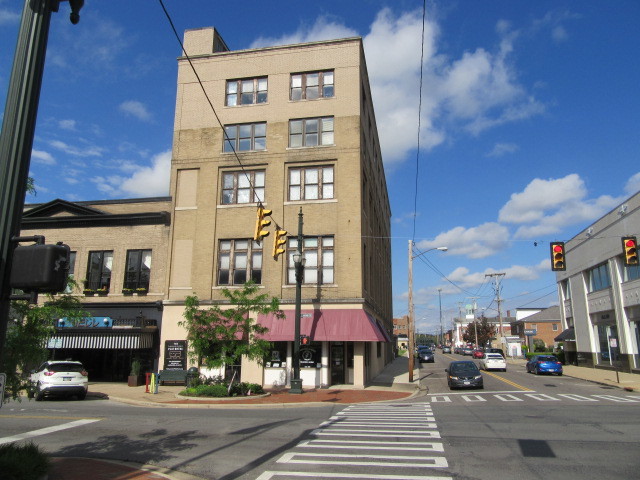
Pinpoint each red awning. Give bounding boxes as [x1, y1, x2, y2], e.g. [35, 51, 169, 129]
[258, 309, 390, 342]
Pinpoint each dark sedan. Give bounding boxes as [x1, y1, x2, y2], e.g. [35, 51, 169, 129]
[446, 360, 483, 389]
[417, 347, 435, 363]
[526, 355, 563, 375]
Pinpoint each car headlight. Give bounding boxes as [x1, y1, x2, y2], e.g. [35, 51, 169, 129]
[450, 376, 459, 380]
[474, 375, 482, 380]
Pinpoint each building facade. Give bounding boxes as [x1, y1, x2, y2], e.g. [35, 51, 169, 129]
[555, 191, 640, 373]
[160, 28, 393, 388]
[510, 306, 561, 351]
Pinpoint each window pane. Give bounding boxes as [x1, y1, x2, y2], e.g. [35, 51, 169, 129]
[290, 169, 300, 185]
[288, 268, 296, 284]
[323, 167, 333, 182]
[291, 88, 302, 101]
[226, 94, 237, 106]
[290, 186, 300, 201]
[235, 252, 247, 270]
[290, 134, 302, 148]
[227, 81, 238, 94]
[242, 79, 254, 92]
[218, 269, 229, 285]
[322, 131, 334, 145]
[323, 268, 334, 284]
[323, 237, 334, 247]
[257, 92, 267, 103]
[253, 252, 262, 269]
[237, 189, 250, 203]
[323, 85, 334, 97]
[323, 250, 334, 266]
[305, 185, 318, 199]
[304, 238, 318, 248]
[235, 240, 248, 250]
[220, 240, 232, 251]
[290, 120, 302, 134]
[254, 137, 266, 150]
[239, 138, 251, 151]
[305, 134, 318, 146]
[305, 269, 317, 284]
[306, 86, 319, 100]
[253, 187, 265, 203]
[323, 184, 333, 198]
[241, 92, 254, 104]
[224, 140, 235, 152]
[254, 123, 266, 137]
[223, 173, 234, 188]
[291, 75, 302, 88]
[234, 269, 247, 285]
[238, 175, 250, 188]
[239, 124, 252, 138]
[257, 78, 267, 91]
[305, 119, 318, 133]
[219, 253, 230, 269]
[254, 171, 265, 187]
[225, 126, 236, 139]
[305, 169, 318, 184]
[323, 71, 333, 85]
[306, 73, 319, 86]
[306, 251, 318, 267]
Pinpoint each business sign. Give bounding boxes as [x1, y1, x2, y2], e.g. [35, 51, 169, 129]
[164, 340, 187, 370]
[58, 317, 112, 328]
[524, 329, 537, 336]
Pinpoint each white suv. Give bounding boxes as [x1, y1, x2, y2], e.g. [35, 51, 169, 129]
[29, 360, 88, 401]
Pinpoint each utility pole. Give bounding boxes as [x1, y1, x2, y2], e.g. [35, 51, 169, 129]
[407, 240, 415, 382]
[438, 288, 443, 346]
[0, 0, 84, 364]
[485, 273, 506, 338]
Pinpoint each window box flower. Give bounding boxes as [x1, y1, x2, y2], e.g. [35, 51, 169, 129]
[122, 288, 134, 295]
[83, 289, 95, 296]
[135, 288, 148, 295]
[96, 287, 109, 296]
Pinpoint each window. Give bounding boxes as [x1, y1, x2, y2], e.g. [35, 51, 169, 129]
[588, 263, 611, 292]
[552, 323, 559, 331]
[289, 117, 334, 148]
[222, 170, 265, 205]
[226, 77, 267, 106]
[63, 252, 76, 294]
[218, 240, 263, 285]
[289, 166, 334, 201]
[223, 123, 266, 152]
[287, 236, 334, 285]
[623, 262, 640, 282]
[562, 280, 571, 300]
[124, 249, 151, 290]
[290, 71, 334, 100]
[86, 251, 113, 291]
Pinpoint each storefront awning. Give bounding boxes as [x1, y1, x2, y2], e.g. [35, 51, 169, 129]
[554, 327, 575, 342]
[258, 309, 390, 342]
[47, 331, 155, 349]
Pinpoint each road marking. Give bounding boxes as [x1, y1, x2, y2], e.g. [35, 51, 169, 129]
[593, 395, 639, 402]
[0, 415, 102, 420]
[429, 395, 452, 402]
[557, 394, 598, 402]
[322, 421, 436, 427]
[461, 395, 486, 402]
[494, 394, 524, 402]
[0, 419, 101, 445]
[524, 393, 560, 401]
[257, 472, 452, 479]
[311, 429, 441, 439]
[483, 370, 533, 391]
[277, 452, 449, 468]
[298, 439, 445, 452]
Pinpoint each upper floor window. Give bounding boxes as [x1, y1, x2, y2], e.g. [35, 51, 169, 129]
[289, 166, 334, 201]
[588, 263, 611, 292]
[289, 117, 334, 148]
[623, 262, 640, 282]
[552, 323, 559, 331]
[86, 251, 113, 291]
[218, 239, 263, 286]
[64, 251, 76, 294]
[290, 71, 334, 100]
[222, 170, 265, 205]
[226, 77, 267, 106]
[224, 122, 266, 153]
[287, 236, 334, 285]
[562, 279, 571, 300]
[124, 249, 151, 290]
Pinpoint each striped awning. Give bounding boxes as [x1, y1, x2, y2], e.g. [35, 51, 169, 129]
[48, 331, 155, 349]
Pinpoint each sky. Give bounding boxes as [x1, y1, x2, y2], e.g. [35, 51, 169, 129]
[1, 0, 639, 337]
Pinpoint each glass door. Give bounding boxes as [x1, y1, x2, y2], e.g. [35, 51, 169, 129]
[330, 343, 345, 385]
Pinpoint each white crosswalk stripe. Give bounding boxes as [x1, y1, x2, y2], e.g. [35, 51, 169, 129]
[258, 402, 452, 479]
[426, 392, 640, 404]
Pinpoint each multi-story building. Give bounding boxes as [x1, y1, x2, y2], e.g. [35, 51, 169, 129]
[510, 306, 562, 350]
[555, 191, 640, 373]
[18, 197, 171, 380]
[160, 28, 393, 388]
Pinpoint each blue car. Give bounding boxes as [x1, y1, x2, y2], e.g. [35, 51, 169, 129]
[526, 355, 563, 375]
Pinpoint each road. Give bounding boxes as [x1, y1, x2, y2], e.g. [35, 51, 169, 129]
[1, 350, 638, 479]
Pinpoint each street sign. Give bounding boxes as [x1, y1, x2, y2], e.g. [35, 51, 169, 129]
[524, 329, 537, 336]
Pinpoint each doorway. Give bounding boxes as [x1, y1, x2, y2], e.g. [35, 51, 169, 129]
[330, 343, 345, 385]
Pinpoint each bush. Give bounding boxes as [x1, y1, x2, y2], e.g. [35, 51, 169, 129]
[0, 442, 50, 480]
[180, 381, 264, 397]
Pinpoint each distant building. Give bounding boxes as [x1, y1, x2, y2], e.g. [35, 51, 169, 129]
[511, 306, 562, 350]
[554, 192, 640, 373]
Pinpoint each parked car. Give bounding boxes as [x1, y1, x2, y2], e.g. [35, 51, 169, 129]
[480, 353, 507, 371]
[462, 347, 474, 356]
[472, 349, 484, 359]
[417, 346, 435, 363]
[526, 355, 563, 375]
[487, 348, 505, 357]
[28, 360, 88, 401]
[442, 346, 452, 354]
[446, 361, 483, 389]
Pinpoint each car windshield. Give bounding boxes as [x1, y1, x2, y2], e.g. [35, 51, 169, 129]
[486, 354, 503, 359]
[451, 363, 478, 373]
[48, 363, 84, 373]
[537, 356, 558, 362]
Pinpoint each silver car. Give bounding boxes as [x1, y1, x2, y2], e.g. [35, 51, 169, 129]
[29, 360, 88, 401]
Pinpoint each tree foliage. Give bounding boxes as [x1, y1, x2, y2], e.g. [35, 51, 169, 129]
[179, 282, 283, 370]
[462, 317, 496, 347]
[2, 279, 87, 400]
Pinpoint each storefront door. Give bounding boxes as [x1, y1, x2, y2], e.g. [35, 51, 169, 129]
[330, 343, 345, 385]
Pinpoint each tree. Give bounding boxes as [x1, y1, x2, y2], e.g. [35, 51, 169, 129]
[1, 279, 87, 400]
[179, 282, 283, 373]
[462, 317, 496, 347]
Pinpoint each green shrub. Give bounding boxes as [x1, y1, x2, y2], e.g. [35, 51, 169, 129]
[180, 381, 264, 397]
[0, 442, 50, 480]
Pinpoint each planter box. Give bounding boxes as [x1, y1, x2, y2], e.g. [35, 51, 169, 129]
[128, 375, 145, 387]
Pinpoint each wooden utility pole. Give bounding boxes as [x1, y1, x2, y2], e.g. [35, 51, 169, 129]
[485, 273, 506, 336]
[407, 240, 415, 382]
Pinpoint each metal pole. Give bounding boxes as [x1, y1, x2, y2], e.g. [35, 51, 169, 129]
[290, 208, 304, 394]
[438, 288, 442, 346]
[0, 0, 57, 364]
[408, 240, 415, 383]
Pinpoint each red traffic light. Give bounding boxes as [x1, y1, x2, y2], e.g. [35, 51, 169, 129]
[550, 242, 566, 271]
[622, 236, 638, 266]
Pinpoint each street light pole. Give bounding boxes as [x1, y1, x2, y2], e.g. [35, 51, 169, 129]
[407, 243, 447, 382]
[290, 208, 304, 394]
[438, 288, 443, 346]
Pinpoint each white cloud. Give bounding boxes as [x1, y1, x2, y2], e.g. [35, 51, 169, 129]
[120, 150, 171, 197]
[119, 100, 152, 122]
[249, 15, 357, 48]
[49, 140, 104, 157]
[624, 172, 640, 196]
[486, 142, 519, 157]
[31, 149, 55, 165]
[58, 119, 77, 131]
[499, 174, 622, 238]
[447, 262, 542, 289]
[416, 222, 510, 259]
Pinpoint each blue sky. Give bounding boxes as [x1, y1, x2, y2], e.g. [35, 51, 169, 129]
[1, 1, 639, 336]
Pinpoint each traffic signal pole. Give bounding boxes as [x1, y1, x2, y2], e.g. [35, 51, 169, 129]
[0, 0, 82, 364]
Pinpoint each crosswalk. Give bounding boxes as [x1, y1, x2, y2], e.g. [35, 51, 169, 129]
[257, 403, 451, 479]
[427, 392, 640, 405]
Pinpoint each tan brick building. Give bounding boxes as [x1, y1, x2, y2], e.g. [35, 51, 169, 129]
[160, 28, 393, 388]
[511, 306, 562, 351]
[19, 198, 171, 380]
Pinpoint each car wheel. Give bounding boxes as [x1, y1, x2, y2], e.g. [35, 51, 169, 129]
[534, 367, 540, 375]
[76, 391, 87, 400]
[557, 373, 563, 376]
[34, 383, 45, 401]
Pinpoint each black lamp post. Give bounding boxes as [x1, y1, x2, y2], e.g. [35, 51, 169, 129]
[290, 208, 304, 394]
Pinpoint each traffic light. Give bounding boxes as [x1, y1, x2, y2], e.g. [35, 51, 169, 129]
[550, 242, 566, 271]
[272, 229, 287, 259]
[10, 243, 71, 293]
[622, 236, 638, 266]
[253, 207, 272, 241]
[300, 335, 310, 346]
